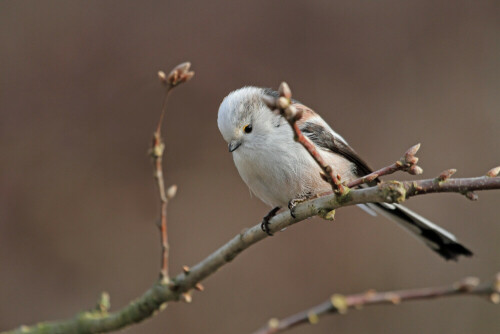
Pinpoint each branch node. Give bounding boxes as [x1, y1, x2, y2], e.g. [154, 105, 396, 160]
[159, 303, 168, 311]
[385, 292, 402, 305]
[455, 277, 480, 291]
[464, 191, 479, 201]
[95, 292, 111, 313]
[318, 209, 336, 221]
[330, 294, 348, 314]
[379, 181, 407, 203]
[182, 265, 191, 274]
[268, 318, 280, 329]
[307, 311, 319, 324]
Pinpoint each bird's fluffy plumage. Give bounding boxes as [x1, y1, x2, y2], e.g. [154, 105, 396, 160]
[217, 86, 472, 260]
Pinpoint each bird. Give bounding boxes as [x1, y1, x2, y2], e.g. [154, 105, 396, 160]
[217, 86, 472, 261]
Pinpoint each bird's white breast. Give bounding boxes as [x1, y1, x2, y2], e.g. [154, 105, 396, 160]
[232, 136, 355, 207]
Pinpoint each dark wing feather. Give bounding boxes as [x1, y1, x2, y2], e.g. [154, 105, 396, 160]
[300, 122, 373, 177]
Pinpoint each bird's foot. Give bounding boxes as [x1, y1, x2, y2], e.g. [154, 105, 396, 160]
[288, 193, 317, 218]
[261, 206, 281, 236]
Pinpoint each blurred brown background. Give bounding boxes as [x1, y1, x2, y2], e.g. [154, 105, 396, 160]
[1, 1, 499, 333]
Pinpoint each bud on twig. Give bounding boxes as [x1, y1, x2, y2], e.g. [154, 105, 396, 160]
[437, 169, 457, 181]
[465, 191, 478, 201]
[404, 143, 421, 162]
[167, 185, 178, 199]
[486, 166, 500, 177]
[279, 82, 292, 99]
[277, 96, 290, 110]
[167, 62, 195, 86]
[158, 71, 167, 84]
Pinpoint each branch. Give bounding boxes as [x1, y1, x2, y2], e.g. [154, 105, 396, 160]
[347, 143, 423, 188]
[252, 274, 500, 334]
[4, 172, 499, 334]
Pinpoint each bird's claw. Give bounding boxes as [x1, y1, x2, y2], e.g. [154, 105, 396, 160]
[288, 198, 305, 218]
[261, 206, 280, 236]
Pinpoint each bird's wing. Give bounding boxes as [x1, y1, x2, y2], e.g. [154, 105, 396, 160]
[294, 103, 373, 177]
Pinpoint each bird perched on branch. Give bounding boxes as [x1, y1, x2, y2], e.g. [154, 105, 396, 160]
[217, 86, 472, 261]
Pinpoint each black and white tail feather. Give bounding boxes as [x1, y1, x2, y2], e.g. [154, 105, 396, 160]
[360, 202, 473, 260]
[298, 113, 473, 261]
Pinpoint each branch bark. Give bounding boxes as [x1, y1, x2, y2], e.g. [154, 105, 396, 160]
[252, 274, 500, 334]
[3, 174, 499, 334]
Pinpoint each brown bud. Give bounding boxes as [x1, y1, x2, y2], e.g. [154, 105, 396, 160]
[465, 191, 478, 201]
[195, 283, 205, 291]
[167, 62, 194, 86]
[486, 166, 500, 177]
[182, 265, 190, 274]
[404, 143, 421, 159]
[437, 169, 457, 181]
[278, 82, 292, 99]
[405, 156, 419, 165]
[408, 165, 423, 175]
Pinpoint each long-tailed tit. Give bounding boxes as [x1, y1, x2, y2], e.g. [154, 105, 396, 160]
[217, 87, 472, 260]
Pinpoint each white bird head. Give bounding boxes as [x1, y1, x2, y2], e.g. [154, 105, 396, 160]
[217, 87, 283, 153]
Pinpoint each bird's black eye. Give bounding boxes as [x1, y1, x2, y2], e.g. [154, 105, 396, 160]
[243, 124, 252, 133]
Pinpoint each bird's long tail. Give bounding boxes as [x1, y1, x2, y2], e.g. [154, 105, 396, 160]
[364, 202, 473, 260]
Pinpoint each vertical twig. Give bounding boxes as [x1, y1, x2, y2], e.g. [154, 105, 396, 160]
[152, 63, 194, 282]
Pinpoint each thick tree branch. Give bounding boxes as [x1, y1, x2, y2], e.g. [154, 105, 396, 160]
[252, 274, 500, 334]
[3, 173, 499, 334]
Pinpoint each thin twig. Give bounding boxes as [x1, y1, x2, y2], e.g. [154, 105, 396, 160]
[347, 143, 423, 188]
[263, 83, 345, 194]
[152, 62, 195, 282]
[252, 274, 500, 334]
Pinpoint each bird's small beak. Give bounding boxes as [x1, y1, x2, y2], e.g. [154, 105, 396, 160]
[228, 140, 241, 152]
